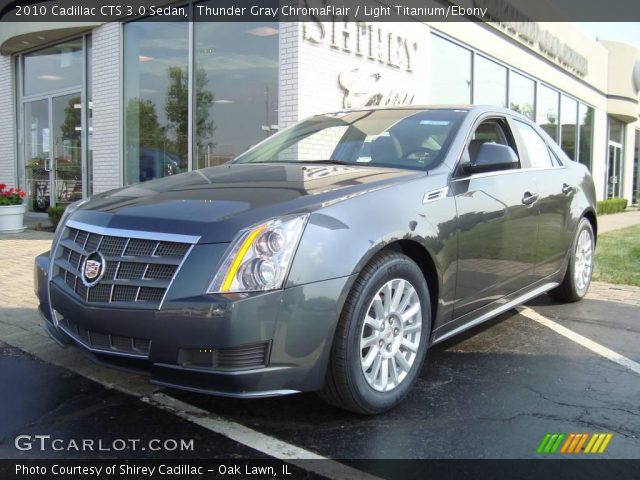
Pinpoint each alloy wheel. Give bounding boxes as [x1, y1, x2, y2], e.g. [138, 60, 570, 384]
[359, 278, 422, 392]
[574, 229, 593, 293]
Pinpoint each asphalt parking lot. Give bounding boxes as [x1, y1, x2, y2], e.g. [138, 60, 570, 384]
[0, 229, 639, 474]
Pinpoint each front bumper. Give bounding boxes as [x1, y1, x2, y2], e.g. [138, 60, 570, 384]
[35, 253, 352, 397]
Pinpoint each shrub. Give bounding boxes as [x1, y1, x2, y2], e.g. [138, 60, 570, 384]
[596, 198, 628, 215]
[47, 206, 66, 230]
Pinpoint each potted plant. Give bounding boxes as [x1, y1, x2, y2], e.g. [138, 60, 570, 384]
[0, 183, 27, 233]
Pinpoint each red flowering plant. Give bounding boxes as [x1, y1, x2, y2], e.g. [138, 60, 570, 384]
[0, 184, 26, 206]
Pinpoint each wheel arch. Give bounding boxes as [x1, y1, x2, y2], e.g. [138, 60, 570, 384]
[366, 239, 440, 326]
[582, 208, 598, 244]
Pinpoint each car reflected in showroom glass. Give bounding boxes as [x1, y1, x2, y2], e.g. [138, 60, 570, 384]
[35, 106, 597, 414]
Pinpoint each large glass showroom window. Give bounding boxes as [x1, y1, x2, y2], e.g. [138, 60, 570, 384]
[430, 35, 471, 104]
[23, 40, 84, 96]
[124, 20, 188, 184]
[194, 19, 279, 168]
[560, 95, 578, 160]
[124, 14, 279, 184]
[578, 103, 594, 170]
[633, 129, 639, 205]
[536, 85, 559, 141]
[474, 55, 507, 107]
[509, 71, 535, 120]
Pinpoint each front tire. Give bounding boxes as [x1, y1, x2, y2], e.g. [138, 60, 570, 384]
[319, 251, 431, 414]
[549, 217, 595, 302]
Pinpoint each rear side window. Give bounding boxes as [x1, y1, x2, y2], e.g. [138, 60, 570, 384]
[514, 120, 554, 168]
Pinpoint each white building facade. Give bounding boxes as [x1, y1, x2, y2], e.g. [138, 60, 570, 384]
[1, 14, 639, 212]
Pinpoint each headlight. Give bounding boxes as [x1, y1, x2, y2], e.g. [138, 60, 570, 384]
[208, 213, 309, 293]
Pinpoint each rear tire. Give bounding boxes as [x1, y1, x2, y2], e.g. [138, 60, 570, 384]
[549, 217, 595, 302]
[319, 251, 431, 414]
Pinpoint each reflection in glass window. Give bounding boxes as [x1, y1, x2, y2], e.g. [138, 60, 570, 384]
[578, 103, 594, 171]
[123, 21, 189, 184]
[235, 109, 466, 172]
[536, 85, 559, 141]
[194, 20, 279, 169]
[23, 39, 84, 97]
[560, 95, 578, 160]
[509, 71, 534, 120]
[514, 120, 553, 168]
[474, 56, 507, 107]
[87, 37, 94, 196]
[430, 35, 471, 104]
[633, 130, 639, 205]
[609, 117, 624, 144]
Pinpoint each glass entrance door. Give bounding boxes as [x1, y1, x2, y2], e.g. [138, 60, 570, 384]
[52, 93, 83, 207]
[607, 143, 622, 199]
[23, 92, 83, 211]
[24, 99, 50, 211]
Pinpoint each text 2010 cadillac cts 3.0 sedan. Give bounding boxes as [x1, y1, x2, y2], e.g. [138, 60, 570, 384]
[35, 106, 597, 414]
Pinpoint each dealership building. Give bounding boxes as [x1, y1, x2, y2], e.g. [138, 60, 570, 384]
[1, 8, 639, 212]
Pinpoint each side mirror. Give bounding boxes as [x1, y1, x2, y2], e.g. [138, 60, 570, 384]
[464, 143, 519, 174]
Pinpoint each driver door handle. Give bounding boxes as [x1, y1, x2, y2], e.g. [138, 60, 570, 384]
[521, 192, 539, 206]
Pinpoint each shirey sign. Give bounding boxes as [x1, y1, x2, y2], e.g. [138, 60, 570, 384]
[301, 21, 429, 109]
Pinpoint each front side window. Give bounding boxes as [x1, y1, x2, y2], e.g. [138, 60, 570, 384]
[235, 109, 467, 171]
[466, 118, 518, 168]
[514, 120, 554, 168]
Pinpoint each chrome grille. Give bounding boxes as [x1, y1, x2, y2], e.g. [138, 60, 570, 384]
[52, 223, 194, 308]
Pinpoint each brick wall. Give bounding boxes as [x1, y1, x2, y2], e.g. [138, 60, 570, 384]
[91, 22, 122, 194]
[0, 55, 17, 187]
[278, 22, 300, 129]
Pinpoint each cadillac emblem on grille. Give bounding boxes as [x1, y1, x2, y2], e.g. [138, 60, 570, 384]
[81, 252, 106, 287]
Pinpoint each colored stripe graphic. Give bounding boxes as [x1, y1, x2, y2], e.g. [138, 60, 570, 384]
[539, 433, 613, 454]
[585, 433, 613, 454]
[560, 433, 575, 453]
[573, 433, 589, 453]
[537, 433, 566, 454]
[537, 433, 552, 454]
[584, 434, 599, 453]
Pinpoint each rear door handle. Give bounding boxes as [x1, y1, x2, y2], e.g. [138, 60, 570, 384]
[521, 192, 539, 206]
[562, 183, 574, 195]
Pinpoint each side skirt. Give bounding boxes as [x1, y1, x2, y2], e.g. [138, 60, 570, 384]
[431, 281, 559, 345]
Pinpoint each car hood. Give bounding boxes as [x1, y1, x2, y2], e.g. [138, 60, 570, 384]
[71, 163, 426, 243]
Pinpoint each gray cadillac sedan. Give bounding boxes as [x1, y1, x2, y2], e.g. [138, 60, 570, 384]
[35, 106, 597, 414]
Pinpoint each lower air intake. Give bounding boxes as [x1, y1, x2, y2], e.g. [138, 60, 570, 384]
[178, 342, 270, 371]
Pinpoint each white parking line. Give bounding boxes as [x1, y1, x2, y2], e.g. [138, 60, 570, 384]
[519, 307, 640, 376]
[4, 328, 380, 480]
[142, 392, 382, 480]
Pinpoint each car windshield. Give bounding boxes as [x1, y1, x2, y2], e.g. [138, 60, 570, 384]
[233, 109, 467, 171]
